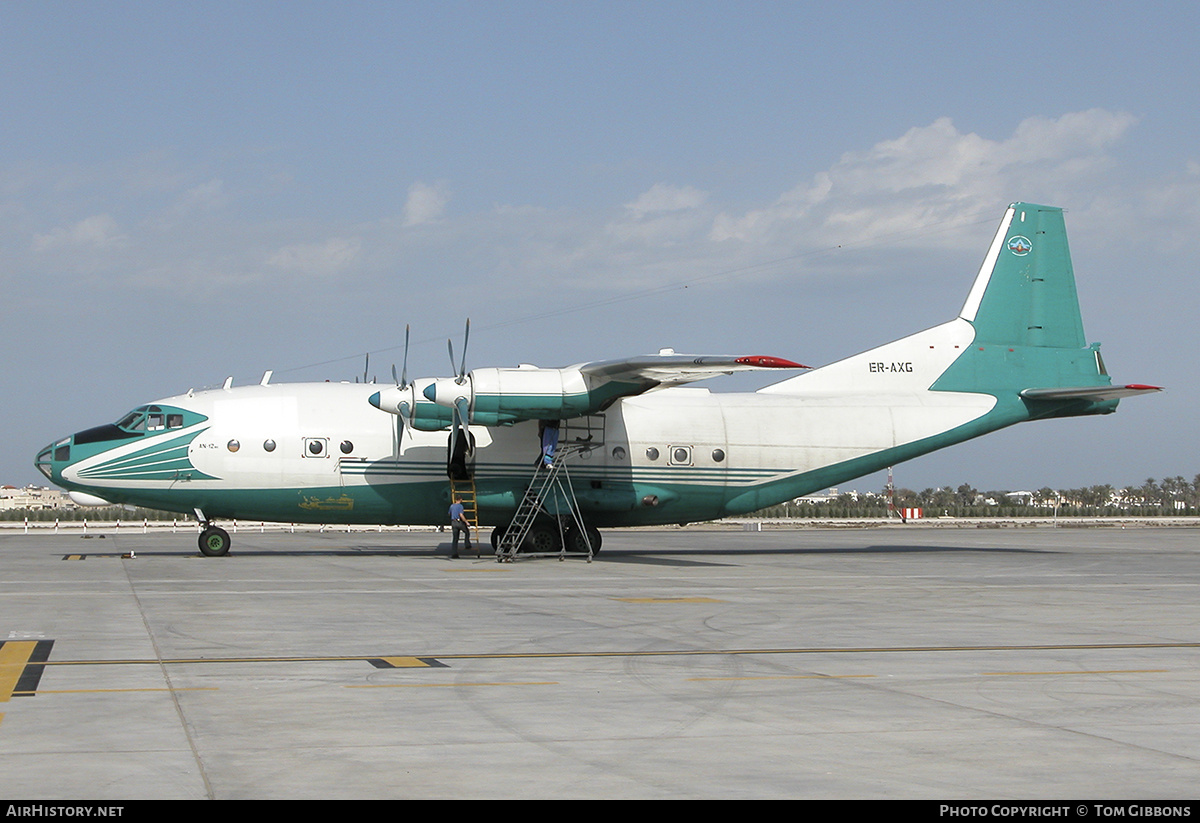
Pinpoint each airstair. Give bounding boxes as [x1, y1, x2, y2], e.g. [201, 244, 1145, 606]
[448, 474, 479, 555]
[495, 442, 594, 562]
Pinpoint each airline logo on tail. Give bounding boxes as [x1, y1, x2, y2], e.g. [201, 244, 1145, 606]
[1007, 235, 1032, 255]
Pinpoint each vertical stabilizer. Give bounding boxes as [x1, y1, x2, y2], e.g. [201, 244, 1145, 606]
[959, 203, 1086, 349]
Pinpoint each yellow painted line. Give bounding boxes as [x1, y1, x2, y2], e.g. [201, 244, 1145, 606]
[0, 642, 38, 703]
[615, 597, 725, 603]
[347, 681, 558, 689]
[688, 674, 876, 682]
[377, 657, 437, 668]
[27, 687, 219, 695]
[30, 641, 1200, 669]
[982, 669, 1169, 676]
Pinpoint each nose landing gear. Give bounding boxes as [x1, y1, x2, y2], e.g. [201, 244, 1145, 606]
[196, 508, 231, 556]
[198, 525, 231, 556]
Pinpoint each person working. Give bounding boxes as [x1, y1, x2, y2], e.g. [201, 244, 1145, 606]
[448, 496, 474, 558]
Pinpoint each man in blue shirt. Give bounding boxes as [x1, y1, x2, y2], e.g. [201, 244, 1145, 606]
[449, 496, 474, 558]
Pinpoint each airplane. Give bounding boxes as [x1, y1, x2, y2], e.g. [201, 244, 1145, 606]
[35, 202, 1159, 557]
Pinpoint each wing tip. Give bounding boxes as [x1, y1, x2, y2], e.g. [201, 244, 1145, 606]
[735, 356, 811, 369]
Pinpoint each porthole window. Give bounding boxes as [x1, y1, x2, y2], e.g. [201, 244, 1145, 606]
[712, 448, 725, 462]
[263, 439, 276, 452]
[227, 439, 240, 453]
[646, 447, 660, 461]
[307, 439, 325, 456]
[612, 446, 626, 460]
[340, 440, 354, 454]
[669, 446, 692, 466]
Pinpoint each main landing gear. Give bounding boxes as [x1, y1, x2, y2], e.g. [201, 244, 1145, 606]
[490, 520, 603, 557]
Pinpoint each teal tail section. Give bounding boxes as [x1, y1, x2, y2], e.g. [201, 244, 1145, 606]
[934, 202, 1124, 418]
[966, 203, 1086, 349]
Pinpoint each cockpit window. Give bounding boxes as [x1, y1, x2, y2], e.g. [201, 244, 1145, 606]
[117, 410, 147, 432]
[115, 405, 207, 433]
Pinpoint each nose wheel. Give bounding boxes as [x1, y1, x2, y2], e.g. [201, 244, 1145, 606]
[198, 525, 231, 557]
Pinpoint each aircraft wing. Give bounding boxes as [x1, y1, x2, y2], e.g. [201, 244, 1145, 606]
[578, 354, 808, 386]
[411, 352, 809, 428]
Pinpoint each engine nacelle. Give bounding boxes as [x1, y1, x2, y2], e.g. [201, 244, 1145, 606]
[422, 366, 635, 426]
[367, 380, 454, 431]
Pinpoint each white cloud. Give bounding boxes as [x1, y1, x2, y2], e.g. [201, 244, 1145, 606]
[624, 183, 708, 218]
[172, 179, 228, 215]
[604, 183, 713, 248]
[267, 236, 362, 275]
[32, 213, 127, 251]
[711, 109, 1138, 248]
[401, 181, 451, 227]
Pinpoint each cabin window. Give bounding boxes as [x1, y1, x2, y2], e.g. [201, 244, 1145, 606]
[669, 446, 692, 466]
[645, 447, 660, 461]
[340, 440, 354, 454]
[712, 449, 725, 462]
[167, 414, 183, 429]
[263, 439, 276, 452]
[304, 438, 328, 457]
[611, 446, 626, 460]
[227, 440, 240, 453]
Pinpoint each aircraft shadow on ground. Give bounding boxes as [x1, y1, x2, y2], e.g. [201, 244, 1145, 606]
[56, 542, 1056, 563]
[596, 544, 1056, 566]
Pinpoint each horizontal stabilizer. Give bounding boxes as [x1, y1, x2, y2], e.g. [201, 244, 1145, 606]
[1020, 384, 1162, 402]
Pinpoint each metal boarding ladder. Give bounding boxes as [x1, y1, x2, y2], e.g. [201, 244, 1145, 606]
[495, 442, 592, 562]
[448, 474, 479, 553]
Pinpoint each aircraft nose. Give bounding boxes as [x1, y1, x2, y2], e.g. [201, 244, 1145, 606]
[34, 436, 71, 482]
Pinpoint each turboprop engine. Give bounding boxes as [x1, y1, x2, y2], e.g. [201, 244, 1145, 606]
[422, 365, 631, 426]
[369, 352, 808, 430]
[367, 378, 455, 432]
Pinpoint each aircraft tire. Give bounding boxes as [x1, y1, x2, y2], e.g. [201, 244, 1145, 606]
[563, 525, 602, 555]
[522, 522, 560, 554]
[198, 526, 231, 557]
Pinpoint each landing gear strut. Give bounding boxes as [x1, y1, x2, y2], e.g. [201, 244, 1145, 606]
[195, 508, 231, 557]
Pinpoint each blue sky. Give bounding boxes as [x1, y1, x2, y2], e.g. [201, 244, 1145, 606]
[4, 1, 1198, 494]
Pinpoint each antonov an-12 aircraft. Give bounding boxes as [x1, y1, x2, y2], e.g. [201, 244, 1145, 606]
[36, 203, 1158, 556]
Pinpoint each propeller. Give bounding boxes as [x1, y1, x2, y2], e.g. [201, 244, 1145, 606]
[447, 318, 470, 385]
[393, 326, 411, 453]
[399, 324, 410, 390]
[445, 319, 472, 465]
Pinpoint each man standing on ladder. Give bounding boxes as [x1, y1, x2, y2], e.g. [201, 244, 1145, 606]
[538, 419, 560, 468]
[448, 496, 474, 558]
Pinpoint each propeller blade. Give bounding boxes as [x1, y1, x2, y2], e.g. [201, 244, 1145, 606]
[458, 318, 470, 381]
[400, 324, 410, 388]
[454, 396, 471, 432]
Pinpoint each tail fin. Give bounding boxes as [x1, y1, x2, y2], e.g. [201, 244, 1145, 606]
[763, 202, 1158, 409]
[959, 203, 1086, 349]
[936, 202, 1159, 410]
